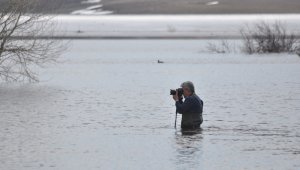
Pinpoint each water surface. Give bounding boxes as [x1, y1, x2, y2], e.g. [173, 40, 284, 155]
[0, 40, 300, 170]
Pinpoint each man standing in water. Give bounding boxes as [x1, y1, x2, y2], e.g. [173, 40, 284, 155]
[172, 81, 203, 130]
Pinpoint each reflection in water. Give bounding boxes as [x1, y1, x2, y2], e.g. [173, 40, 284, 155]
[174, 129, 203, 170]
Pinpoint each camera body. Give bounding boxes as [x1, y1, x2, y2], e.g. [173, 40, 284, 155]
[170, 88, 184, 97]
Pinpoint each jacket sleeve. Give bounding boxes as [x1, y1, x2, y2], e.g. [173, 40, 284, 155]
[175, 97, 192, 114]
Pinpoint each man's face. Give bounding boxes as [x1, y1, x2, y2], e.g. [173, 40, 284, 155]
[182, 86, 192, 97]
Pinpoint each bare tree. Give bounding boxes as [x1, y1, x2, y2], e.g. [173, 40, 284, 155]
[240, 21, 299, 54]
[0, 0, 64, 82]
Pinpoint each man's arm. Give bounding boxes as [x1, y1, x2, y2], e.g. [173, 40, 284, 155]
[175, 97, 192, 114]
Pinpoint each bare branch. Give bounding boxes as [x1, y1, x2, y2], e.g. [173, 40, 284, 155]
[240, 21, 299, 54]
[0, 0, 65, 82]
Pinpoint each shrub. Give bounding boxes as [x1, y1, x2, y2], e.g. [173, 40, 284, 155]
[240, 21, 299, 54]
[206, 40, 238, 53]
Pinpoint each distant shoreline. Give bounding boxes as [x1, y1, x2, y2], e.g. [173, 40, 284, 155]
[1, 0, 300, 15]
[101, 0, 300, 15]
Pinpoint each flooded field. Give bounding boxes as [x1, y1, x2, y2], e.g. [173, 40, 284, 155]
[53, 14, 300, 38]
[1, 40, 300, 170]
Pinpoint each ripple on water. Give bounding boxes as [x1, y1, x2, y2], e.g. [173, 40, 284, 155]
[1, 40, 300, 170]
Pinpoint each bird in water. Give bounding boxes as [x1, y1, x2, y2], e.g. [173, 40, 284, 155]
[157, 60, 164, 64]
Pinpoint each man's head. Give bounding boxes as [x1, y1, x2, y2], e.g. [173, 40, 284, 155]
[181, 81, 195, 97]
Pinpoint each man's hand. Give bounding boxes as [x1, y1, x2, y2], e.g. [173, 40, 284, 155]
[173, 90, 179, 101]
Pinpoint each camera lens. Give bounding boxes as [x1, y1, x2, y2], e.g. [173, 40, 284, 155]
[170, 89, 176, 95]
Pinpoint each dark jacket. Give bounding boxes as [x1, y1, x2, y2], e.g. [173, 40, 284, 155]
[176, 94, 203, 129]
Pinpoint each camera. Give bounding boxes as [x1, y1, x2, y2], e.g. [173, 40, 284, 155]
[170, 88, 183, 97]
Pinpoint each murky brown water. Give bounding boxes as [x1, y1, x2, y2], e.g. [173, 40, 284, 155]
[1, 40, 300, 170]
